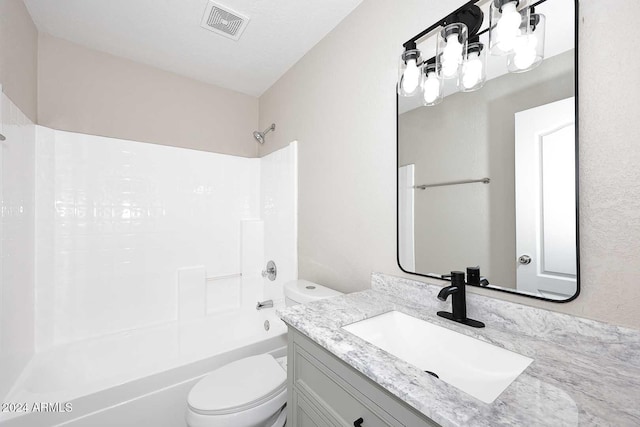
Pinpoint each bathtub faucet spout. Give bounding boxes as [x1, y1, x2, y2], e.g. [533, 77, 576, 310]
[256, 300, 274, 310]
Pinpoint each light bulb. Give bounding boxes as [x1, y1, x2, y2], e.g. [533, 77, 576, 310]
[494, 2, 522, 53]
[512, 34, 538, 70]
[498, 3, 522, 32]
[441, 34, 463, 78]
[402, 59, 420, 93]
[462, 53, 483, 89]
[423, 72, 440, 104]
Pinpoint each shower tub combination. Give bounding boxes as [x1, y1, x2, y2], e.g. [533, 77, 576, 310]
[0, 125, 298, 427]
[1, 298, 287, 427]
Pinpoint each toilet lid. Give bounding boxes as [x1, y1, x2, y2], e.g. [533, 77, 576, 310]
[188, 354, 286, 415]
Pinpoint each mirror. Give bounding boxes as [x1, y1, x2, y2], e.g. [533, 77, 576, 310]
[397, 0, 578, 301]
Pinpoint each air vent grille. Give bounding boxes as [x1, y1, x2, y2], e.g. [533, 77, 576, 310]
[200, 2, 250, 41]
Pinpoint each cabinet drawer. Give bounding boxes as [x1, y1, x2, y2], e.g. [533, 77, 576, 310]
[294, 345, 400, 427]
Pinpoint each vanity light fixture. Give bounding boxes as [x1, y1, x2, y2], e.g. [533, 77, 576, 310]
[397, 3, 484, 98]
[398, 41, 423, 97]
[397, 0, 546, 104]
[507, 10, 546, 72]
[422, 61, 444, 106]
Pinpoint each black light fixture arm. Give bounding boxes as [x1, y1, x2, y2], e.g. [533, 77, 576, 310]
[402, 0, 483, 50]
[402, 0, 549, 50]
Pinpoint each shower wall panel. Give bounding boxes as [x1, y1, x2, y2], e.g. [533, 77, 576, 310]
[0, 91, 36, 400]
[35, 128, 261, 348]
[260, 142, 298, 300]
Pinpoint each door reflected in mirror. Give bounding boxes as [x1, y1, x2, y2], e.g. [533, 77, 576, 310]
[397, 0, 578, 301]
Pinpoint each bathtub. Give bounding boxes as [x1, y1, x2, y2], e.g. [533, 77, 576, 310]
[0, 304, 287, 427]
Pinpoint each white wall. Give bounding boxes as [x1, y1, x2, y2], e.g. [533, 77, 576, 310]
[258, 0, 640, 329]
[0, 90, 36, 400]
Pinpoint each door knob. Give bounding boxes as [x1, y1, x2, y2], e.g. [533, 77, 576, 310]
[353, 418, 364, 427]
[518, 255, 532, 265]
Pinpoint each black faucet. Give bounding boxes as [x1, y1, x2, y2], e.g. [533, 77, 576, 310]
[437, 270, 485, 328]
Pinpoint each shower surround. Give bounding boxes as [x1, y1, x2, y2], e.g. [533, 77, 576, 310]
[0, 94, 297, 425]
[0, 90, 37, 403]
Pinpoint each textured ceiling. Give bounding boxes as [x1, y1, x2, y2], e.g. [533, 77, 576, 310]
[24, 0, 363, 96]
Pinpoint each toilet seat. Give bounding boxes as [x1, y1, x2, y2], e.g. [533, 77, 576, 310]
[187, 354, 287, 427]
[187, 389, 286, 427]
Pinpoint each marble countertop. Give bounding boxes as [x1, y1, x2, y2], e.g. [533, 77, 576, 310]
[277, 273, 640, 427]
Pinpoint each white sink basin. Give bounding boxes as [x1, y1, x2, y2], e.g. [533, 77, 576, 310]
[342, 311, 532, 403]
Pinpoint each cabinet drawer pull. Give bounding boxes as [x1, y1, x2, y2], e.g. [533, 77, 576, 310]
[354, 417, 364, 427]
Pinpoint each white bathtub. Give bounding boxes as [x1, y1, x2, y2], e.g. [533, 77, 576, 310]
[0, 305, 287, 427]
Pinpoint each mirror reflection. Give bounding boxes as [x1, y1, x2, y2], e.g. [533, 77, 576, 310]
[397, 0, 578, 301]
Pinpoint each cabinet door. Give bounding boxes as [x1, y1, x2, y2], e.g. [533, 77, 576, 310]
[294, 346, 398, 427]
[288, 328, 439, 427]
[293, 389, 339, 427]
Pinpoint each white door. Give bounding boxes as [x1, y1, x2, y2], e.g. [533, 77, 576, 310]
[515, 97, 577, 299]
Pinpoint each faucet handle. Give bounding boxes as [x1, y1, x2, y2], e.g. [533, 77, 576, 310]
[261, 260, 277, 281]
[466, 267, 480, 286]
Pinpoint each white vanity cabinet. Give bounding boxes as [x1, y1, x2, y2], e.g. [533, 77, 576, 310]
[287, 328, 439, 427]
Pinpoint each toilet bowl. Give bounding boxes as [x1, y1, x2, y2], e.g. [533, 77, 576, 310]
[186, 279, 342, 427]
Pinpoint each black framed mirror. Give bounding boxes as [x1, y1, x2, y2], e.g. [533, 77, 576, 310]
[396, 0, 579, 302]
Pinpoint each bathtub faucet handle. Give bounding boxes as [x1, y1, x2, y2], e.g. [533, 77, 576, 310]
[256, 300, 274, 310]
[261, 260, 277, 281]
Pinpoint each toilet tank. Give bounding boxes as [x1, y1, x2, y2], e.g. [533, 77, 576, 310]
[284, 280, 343, 306]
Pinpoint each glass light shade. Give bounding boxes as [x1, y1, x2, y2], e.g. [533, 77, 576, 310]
[507, 13, 546, 73]
[398, 49, 423, 97]
[436, 23, 468, 80]
[459, 42, 486, 92]
[489, 0, 530, 56]
[421, 63, 443, 106]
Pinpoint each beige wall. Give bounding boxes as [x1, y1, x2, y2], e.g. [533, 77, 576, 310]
[38, 34, 259, 157]
[259, 0, 640, 329]
[0, 0, 38, 121]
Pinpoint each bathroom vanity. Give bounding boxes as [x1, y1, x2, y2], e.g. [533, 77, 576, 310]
[278, 273, 640, 426]
[288, 328, 437, 426]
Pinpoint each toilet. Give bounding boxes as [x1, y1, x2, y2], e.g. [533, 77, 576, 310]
[186, 279, 342, 427]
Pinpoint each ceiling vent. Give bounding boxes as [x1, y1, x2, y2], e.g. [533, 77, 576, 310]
[200, 1, 250, 41]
